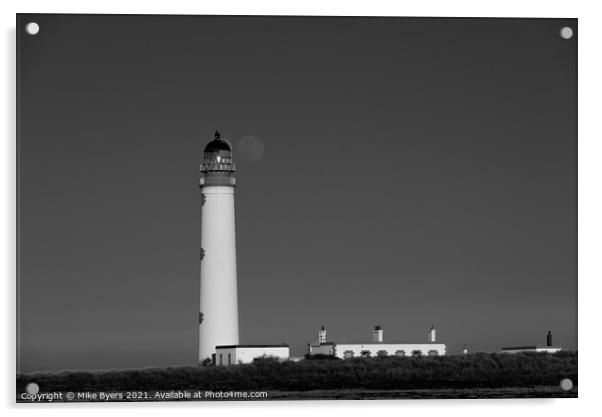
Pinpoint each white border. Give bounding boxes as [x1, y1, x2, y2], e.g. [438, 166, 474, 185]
[3, 1, 601, 416]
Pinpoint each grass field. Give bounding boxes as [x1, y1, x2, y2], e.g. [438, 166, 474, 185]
[16, 351, 577, 402]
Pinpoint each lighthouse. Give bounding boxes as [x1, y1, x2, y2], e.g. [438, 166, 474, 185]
[198, 130, 239, 363]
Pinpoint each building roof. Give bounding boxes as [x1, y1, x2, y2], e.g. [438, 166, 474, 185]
[501, 346, 561, 351]
[216, 344, 290, 349]
[501, 346, 538, 350]
[204, 131, 232, 152]
[312, 341, 445, 346]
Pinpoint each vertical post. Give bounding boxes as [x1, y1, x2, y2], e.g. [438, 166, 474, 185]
[429, 325, 436, 342]
[318, 325, 327, 344]
[373, 325, 383, 342]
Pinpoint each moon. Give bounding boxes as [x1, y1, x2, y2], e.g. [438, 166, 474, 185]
[236, 136, 265, 163]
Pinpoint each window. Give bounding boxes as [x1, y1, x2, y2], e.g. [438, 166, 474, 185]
[395, 350, 406, 357]
[343, 350, 354, 359]
[361, 350, 371, 358]
[428, 350, 438, 356]
[228, 353, 232, 365]
[219, 354, 223, 365]
[377, 350, 388, 357]
[411, 350, 422, 357]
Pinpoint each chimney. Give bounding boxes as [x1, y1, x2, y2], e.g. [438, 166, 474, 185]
[546, 331, 552, 347]
[318, 325, 327, 344]
[428, 325, 436, 342]
[373, 325, 383, 342]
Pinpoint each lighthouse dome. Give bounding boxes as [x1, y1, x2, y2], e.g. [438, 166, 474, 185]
[204, 130, 232, 153]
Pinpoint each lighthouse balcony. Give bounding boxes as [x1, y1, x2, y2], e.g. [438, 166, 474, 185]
[200, 162, 236, 172]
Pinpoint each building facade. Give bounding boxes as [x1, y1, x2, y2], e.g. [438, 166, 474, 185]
[500, 331, 562, 354]
[308, 325, 447, 358]
[500, 346, 562, 354]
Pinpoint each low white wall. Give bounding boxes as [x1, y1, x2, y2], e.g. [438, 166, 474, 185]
[215, 346, 290, 365]
[308, 344, 335, 356]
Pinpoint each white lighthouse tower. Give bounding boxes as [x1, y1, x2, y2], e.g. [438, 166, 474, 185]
[198, 130, 239, 363]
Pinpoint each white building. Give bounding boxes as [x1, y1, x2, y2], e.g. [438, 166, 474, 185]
[198, 131, 240, 363]
[500, 331, 562, 354]
[500, 346, 562, 354]
[308, 325, 446, 358]
[215, 344, 290, 366]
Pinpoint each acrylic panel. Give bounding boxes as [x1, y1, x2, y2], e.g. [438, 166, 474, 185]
[16, 14, 577, 402]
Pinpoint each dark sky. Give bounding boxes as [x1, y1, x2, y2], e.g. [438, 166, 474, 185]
[17, 14, 577, 373]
